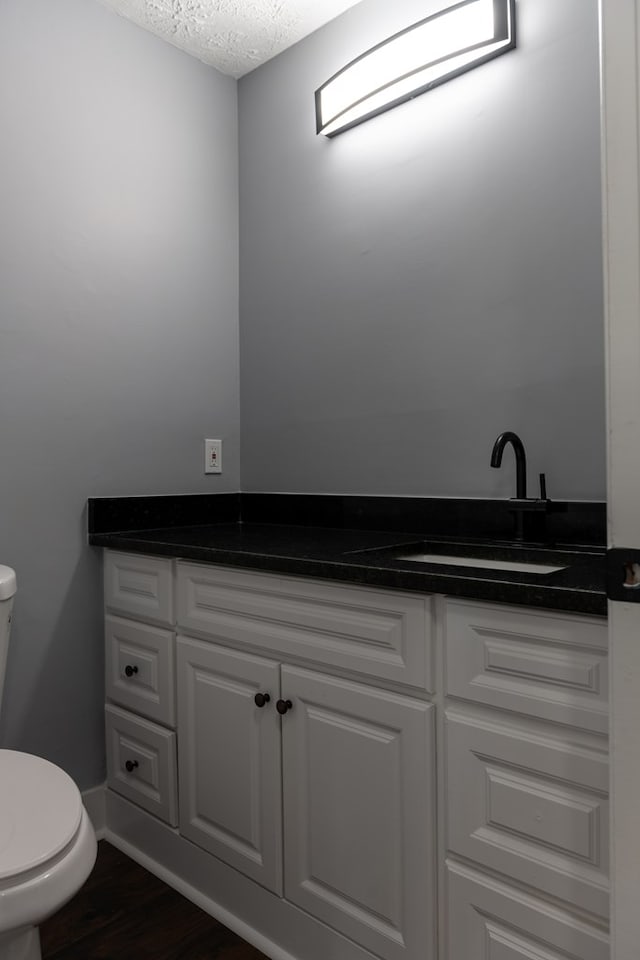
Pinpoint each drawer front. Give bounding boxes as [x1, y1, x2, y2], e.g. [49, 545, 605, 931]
[177, 563, 432, 690]
[104, 551, 173, 626]
[447, 861, 608, 960]
[445, 600, 608, 732]
[446, 709, 609, 918]
[105, 704, 178, 826]
[105, 616, 175, 727]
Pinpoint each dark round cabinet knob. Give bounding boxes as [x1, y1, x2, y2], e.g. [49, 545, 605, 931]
[125, 760, 139, 773]
[276, 699, 293, 715]
[254, 692, 271, 708]
[124, 664, 139, 678]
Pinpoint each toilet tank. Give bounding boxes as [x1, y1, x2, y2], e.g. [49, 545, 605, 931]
[0, 566, 17, 708]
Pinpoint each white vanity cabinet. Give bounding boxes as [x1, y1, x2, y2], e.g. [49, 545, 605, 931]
[101, 550, 610, 960]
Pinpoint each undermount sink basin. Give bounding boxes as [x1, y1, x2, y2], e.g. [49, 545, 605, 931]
[344, 539, 572, 575]
[394, 553, 566, 574]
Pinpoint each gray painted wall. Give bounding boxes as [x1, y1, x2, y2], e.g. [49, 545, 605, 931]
[0, 0, 605, 792]
[238, 0, 605, 500]
[0, 0, 239, 787]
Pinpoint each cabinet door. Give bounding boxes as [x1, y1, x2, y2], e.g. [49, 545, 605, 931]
[281, 666, 436, 960]
[177, 636, 283, 894]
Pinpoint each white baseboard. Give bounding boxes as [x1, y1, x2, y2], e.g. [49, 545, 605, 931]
[103, 790, 372, 960]
[103, 830, 300, 960]
[82, 783, 107, 839]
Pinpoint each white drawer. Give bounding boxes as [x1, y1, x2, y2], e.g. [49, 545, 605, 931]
[446, 708, 609, 918]
[447, 860, 608, 960]
[105, 704, 178, 826]
[445, 600, 608, 732]
[105, 616, 175, 727]
[104, 551, 173, 626]
[176, 563, 433, 690]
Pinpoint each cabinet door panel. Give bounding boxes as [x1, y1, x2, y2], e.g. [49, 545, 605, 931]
[446, 709, 609, 918]
[105, 552, 173, 626]
[447, 861, 608, 960]
[281, 666, 435, 960]
[177, 636, 282, 894]
[177, 562, 432, 690]
[105, 704, 178, 826]
[445, 600, 608, 733]
[105, 616, 175, 726]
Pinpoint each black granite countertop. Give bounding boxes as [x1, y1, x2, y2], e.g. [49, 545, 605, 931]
[89, 512, 607, 617]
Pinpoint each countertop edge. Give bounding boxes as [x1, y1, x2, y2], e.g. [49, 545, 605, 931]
[89, 530, 608, 619]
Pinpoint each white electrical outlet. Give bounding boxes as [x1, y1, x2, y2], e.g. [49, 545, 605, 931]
[204, 439, 222, 474]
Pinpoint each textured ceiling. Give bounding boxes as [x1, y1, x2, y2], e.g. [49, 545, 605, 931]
[97, 0, 363, 77]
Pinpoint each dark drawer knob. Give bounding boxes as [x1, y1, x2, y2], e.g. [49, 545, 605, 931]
[254, 692, 271, 708]
[124, 665, 139, 678]
[125, 760, 139, 773]
[276, 699, 293, 715]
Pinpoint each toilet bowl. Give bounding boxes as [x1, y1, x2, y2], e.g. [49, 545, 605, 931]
[0, 567, 97, 960]
[0, 751, 97, 960]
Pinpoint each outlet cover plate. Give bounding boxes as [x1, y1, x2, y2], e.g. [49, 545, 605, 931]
[204, 439, 222, 474]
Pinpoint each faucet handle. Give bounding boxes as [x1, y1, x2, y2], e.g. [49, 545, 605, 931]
[539, 473, 548, 500]
[509, 474, 550, 511]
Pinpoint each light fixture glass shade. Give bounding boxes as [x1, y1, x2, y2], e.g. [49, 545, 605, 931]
[315, 0, 515, 137]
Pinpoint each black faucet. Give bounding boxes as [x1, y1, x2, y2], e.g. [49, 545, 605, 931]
[490, 431, 554, 542]
[490, 431, 528, 499]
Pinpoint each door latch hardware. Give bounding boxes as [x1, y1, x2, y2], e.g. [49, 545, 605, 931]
[606, 548, 640, 601]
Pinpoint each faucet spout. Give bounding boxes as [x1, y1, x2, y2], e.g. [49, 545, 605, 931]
[490, 431, 527, 499]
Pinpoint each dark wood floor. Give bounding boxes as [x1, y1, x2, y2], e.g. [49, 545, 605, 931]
[41, 840, 271, 959]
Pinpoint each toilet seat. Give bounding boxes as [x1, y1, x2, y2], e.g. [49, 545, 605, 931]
[0, 750, 82, 882]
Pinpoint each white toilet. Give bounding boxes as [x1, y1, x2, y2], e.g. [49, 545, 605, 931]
[0, 566, 97, 960]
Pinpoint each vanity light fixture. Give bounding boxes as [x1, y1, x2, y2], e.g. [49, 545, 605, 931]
[315, 0, 516, 137]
